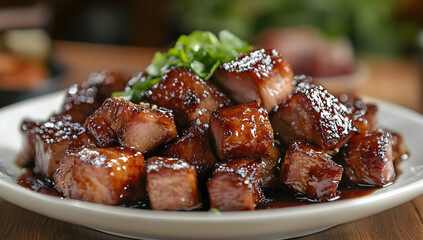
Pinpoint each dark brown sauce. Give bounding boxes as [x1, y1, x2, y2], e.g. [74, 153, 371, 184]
[17, 169, 62, 197]
[258, 184, 377, 209]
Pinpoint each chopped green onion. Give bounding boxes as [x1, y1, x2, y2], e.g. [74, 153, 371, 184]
[113, 30, 252, 103]
[208, 208, 222, 215]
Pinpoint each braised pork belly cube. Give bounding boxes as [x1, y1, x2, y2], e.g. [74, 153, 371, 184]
[258, 144, 280, 188]
[144, 67, 231, 126]
[271, 82, 356, 154]
[342, 130, 395, 187]
[54, 146, 144, 205]
[62, 70, 127, 124]
[338, 93, 378, 133]
[210, 101, 274, 161]
[353, 104, 377, 133]
[207, 159, 263, 211]
[214, 49, 294, 112]
[85, 97, 177, 152]
[83, 100, 118, 148]
[91, 70, 128, 100]
[391, 131, 409, 161]
[33, 115, 94, 178]
[281, 140, 343, 200]
[17, 120, 39, 167]
[163, 119, 218, 183]
[19, 116, 70, 167]
[146, 157, 200, 210]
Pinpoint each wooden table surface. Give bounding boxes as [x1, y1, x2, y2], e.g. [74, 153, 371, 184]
[1, 41, 423, 240]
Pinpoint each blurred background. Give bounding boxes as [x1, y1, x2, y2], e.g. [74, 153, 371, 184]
[0, 0, 422, 110]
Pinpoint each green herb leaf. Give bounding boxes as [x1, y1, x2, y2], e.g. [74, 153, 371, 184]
[208, 208, 222, 215]
[113, 30, 252, 103]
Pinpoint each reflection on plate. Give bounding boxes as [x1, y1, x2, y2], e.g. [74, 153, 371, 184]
[0, 92, 423, 240]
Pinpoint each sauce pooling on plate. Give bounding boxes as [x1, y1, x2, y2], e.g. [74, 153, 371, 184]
[17, 169, 62, 197]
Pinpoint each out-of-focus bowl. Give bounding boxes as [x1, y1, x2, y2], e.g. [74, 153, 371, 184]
[313, 60, 368, 94]
[0, 58, 65, 108]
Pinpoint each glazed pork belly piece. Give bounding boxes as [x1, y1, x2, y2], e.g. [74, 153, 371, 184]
[62, 70, 127, 124]
[258, 144, 280, 188]
[281, 140, 343, 200]
[213, 49, 294, 112]
[143, 67, 231, 126]
[338, 93, 409, 163]
[146, 157, 200, 210]
[342, 130, 395, 187]
[85, 97, 177, 152]
[352, 103, 377, 133]
[338, 93, 378, 133]
[391, 131, 409, 161]
[163, 118, 218, 183]
[31, 114, 94, 178]
[207, 159, 263, 211]
[18, 120, 39, 167]
[54, 146, 144, 205]
[271, 82, 356, 154]
[210, 101, 274, 161]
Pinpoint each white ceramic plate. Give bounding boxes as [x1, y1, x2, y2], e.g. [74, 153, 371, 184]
[0, 92, 423, 240]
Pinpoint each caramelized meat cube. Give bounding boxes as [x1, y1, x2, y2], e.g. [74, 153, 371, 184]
[342, 130, 395, 187]
[85, 97, 177, 152]
[17, 120, 39, 167]
[271, 82, 356, 153]
[353, 104, 377, 133]
[214, 49, 294, 111]
[83, 97, 122, 148]
[258, 144, 280, 188]
[163, 119, 218, 182]
[281, 140, 343, 200]
[391, 132, 409, 161]
[62, 83, 98, 124]
[62, 70, 127, 123]
[210, 101, 274, 160]
[144, 67, 231, 126]
[92, 70, 128, 101]
[207, 159, 263, 211]
[146, 157, 200, 210]
[33, 115, 94, 178]
[338, 93, 378, 133]
[54, 146, 144, 205]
